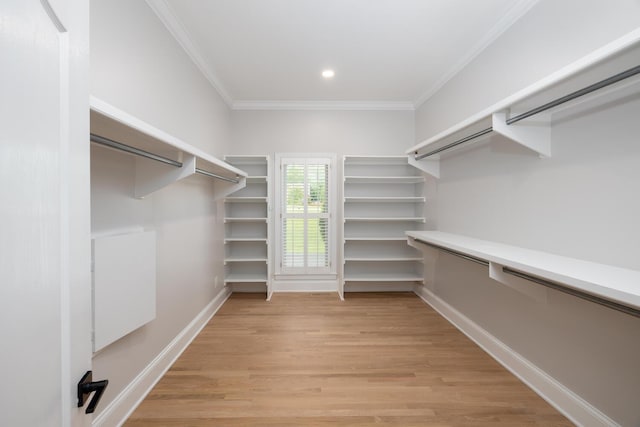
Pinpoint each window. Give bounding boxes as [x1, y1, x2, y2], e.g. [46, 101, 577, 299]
[276, 155, 335, 276]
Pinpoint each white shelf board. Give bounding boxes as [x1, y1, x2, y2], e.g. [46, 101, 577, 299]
[345, 196, 425, 203]
[344, 237, 408, 242]
[224, 155, 269, 165]
[406, 230, 640, 311]
[224, 257, 268, 263]
[343, 272, 423, 282]
[344, 257, 423, 262]
[224, 197, 268, 203]
[345, 217, 425, 222]
[224, 273, 268, 283]
[91, 97, 247, 180]
[345, 176, 425, 184]
[224, 237, 268, 243]
[224, 217, 268, 223]
[406, 28, 640, 178]
[246, 176, 268, 182]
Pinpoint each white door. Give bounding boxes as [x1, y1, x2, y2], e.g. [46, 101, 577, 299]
[0, 1, 92, 426]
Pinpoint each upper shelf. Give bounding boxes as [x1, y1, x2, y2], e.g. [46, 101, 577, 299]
[406, 230, 640, 316]
[406, 29, 640, 178]
[90, 97, 247, 199]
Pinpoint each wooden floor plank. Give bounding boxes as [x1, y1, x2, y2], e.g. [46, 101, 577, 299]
[125, 292, 572, 426]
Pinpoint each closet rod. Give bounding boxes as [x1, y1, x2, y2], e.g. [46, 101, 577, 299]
[90, 134, 181, 167]
[414, 64, 640, 161]
[414, 239, 490, 267]
[503, 267, 640, 319]
[414, 127, 493, 161]
[507, 64, 640, 125]
[90, 134, 240, 184]
[413, 238, 640, 318]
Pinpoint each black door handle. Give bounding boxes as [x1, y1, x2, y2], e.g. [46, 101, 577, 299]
[77, 371, 109, 414]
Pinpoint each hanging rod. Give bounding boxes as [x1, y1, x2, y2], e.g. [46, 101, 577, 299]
[413, 237, 640, 319]
[414, 64, 640, 161]
[414, 239, 489, 267]
[415, 127, 493, 161]
[90, 133, 240, 184]
[507, 64, 640, 125]
[502, 267, 640, 319]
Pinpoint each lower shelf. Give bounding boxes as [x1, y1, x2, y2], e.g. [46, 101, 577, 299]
[224, 273, 268, 283]
[343, 272, 423, 282]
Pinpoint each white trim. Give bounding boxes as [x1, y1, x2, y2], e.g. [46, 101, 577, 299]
[413, 0, 539, 108]
[92, 288, 232, 427]
[144, 0, 234, 107]
[232, 100, 415, 111]
[412, 285, 619, 427]
[271, 280, 339, 292]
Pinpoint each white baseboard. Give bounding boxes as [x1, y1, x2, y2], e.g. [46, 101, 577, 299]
[271, 279, 338, 292]
[412, 285, 618, 427]
[344, 282, 416, 293]
[92, 287, 232, 427]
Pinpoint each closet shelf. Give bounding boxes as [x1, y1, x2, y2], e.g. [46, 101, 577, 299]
[224, 217, 268, 223]
[345, 196, 425, 203]
[345, 217, 426, 222]
[345, 176, 425, 184]
[224, 237, 268, 243]
[224, 273, 268, 284]
[224, 197, 268, 203]
[343, 272, 424, 282]
[224, 257, 268, 264]
[344, 237, 408, 242]
[343, 155, 416, 165]
[90, 97, 247, 199]
[406, 230, 640, 317]
[344, 256, 423, 262]
[406, 30, 640, 178]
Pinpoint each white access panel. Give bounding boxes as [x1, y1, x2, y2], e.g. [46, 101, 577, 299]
[92, 231, 157, 352]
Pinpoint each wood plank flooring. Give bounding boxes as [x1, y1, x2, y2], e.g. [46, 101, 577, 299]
[125, 293, 572, 426]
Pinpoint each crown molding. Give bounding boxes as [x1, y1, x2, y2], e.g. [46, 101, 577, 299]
[413, 0, 540, 108]
[145, 0, 234, 107]
[232, 100, 415, 111]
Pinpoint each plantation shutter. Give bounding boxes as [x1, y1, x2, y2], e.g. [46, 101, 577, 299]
[280, 158, 331, 274]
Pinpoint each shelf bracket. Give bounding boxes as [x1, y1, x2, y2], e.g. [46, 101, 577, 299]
[492, 111, 551, 158]
[408, 155, 439, 179]
[135, 154, 196, 199]
[213, 176, 247, 201]
[488, 262, 547, 303]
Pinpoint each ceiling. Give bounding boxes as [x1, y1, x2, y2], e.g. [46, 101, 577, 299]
[147, 0, 538, 110]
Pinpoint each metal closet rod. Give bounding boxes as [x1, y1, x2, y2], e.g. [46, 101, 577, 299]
[414, 64, 640, 161]
[90, 134, 240, 184]
[414, 238, 640, 319]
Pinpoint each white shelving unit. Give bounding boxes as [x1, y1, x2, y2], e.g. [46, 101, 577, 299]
[90, 97, 247, 198]
[406, 30, 640, 178]
[341, 156, 426, 299]
[223, 155, 272, 299]
[406, 231, 640, 317]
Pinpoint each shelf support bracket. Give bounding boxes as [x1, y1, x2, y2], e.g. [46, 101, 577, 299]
[489, 261, 547, 303]
[492, 111, 551, 158]
[213, 176, 247, 201]
[408, 155, 439, 179]
[135, 154, 196, 199]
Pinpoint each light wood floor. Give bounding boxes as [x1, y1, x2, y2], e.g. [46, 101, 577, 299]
[125, 293, 572, 426]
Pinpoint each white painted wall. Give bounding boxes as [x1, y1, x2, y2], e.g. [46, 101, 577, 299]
[90, 0, 231, 419]
[414, 1, 640, 425]
[91, 0, 231, 156]
[231, 109, 414, 156]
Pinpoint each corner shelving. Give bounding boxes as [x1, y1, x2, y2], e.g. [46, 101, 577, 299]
[223, 155, 272, 300]
[407, 30, 640, 178]
[90, 97, 247, 198]
[341, 156, 426, 299]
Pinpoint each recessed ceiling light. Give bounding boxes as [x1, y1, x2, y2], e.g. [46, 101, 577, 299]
[322, 69, 335, 79]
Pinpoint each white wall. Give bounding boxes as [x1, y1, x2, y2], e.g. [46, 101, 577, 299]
[90, 0, 231, 419]
[414, 1, 640, 425]
[231, 109, 414, 155]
